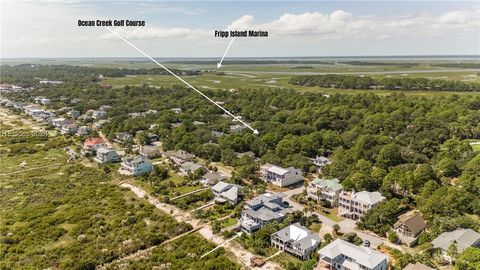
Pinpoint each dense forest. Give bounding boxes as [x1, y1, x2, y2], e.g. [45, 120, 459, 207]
[3, 64, 480, 268]
[0, 64, 200, 87]
[289, 74, 480, 91]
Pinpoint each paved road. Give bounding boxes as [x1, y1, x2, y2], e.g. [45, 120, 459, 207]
[281, 187, 386, 248]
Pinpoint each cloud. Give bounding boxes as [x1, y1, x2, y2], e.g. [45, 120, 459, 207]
[133, 4, 206, 16]
[100, 27, 210, 40]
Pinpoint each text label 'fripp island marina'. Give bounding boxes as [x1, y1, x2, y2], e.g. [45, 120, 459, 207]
[214, 30, 268, 38]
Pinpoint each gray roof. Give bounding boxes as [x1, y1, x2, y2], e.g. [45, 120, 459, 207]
[245, 207, 282, 222]
[432, 229, 480, 253]
[97, 147, 116, 154]
[165, 150, 195, 161]
[211, 181, 233, 193]
[203, 172, 225, 184]
[403, 263, 435, 270]
[222, 186, 240, 202]
[272, 222, 321, 250]
[318, 239, 388, 269]
[181, 162, 204, 172]
[246, 192, 286, 207]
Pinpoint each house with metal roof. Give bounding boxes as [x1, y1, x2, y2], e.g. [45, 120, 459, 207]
[271, 222, 321, 260]
[211, 181, 242, 205]
[432, 228, 480, 262]
[201, 171, 226, 186]
[402, 263, 435, 270]
[164, 150, 195, 164]
[240, 193, 293, 233]
[317, 239, 389, 270]
[94, 148, 120, 163]
[307, 178, 343, 206]
[394, 211, 426, 247]
[179, 161, 205, 175]
[260, 163, 304, 187]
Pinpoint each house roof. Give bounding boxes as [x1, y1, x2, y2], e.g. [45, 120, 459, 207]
[318, 239, 388, 269]
[246, 192, 286, 207]
[272, 222, 321, 250]
[211, 181, 233, 193]
[395, 212, 426, 235]
[165, 150, 195, 161]
[181, 162, 204, 172]
[432, 229, 480, 253]
[203, 172, 225, 184]
[311, 178, 343, 192]
[403, 263, 435, 270]
[222, 186, 240, 202]
[97, 147, 116, 154]
[84, 137, 105, 146]
[354, 191, 385, 205]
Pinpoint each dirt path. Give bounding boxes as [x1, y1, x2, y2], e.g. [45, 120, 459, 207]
[0, 162, 64, 176]
[120, 182, 282, 270]
[97, 226, 203, 270]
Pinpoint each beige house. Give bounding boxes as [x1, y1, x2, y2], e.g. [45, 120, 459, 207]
[394, 211, 426, 247]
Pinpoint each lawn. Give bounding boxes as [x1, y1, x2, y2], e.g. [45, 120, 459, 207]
[317, 207, 344, 222]
[219, 217, 238, 228]
[271, 252, 306, 269]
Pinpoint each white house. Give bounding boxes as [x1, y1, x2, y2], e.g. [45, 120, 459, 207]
[260, 163, 303, 187]
[307, 178, 343, 206]
[94, 148, 120, 163]
[271, 222, 321, 260]
[312, 156, 331, 172]
[338, 191, 386, 220]
[211, 181, 242, 205]
[118, 156, 153, 176]
[317, 239, 389, 270]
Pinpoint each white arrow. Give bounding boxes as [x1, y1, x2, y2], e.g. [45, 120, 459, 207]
[200, 232, 242, 259]
[105, 27, 258, 135]
[217, 37, 235, 69]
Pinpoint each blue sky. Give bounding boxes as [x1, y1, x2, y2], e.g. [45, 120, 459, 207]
[1, 1, 479, 57]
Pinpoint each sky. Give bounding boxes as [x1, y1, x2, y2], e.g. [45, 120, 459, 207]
[1, 0, 479, 58]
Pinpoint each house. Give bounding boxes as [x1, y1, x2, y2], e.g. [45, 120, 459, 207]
[240, 193, 293, 233]
[92, 119, 110, 130]
[99, 105, 112, 111]
[94, 148, 120, 163]
[76, 126, 92, 136]
[118, 155, 153, 176]
[394, 211, 426, 247]
[179, 161, 205, 175]
[164, 150, 195, 164]
[211, 131, 224, 138]
[171, 107, 182, 113]
[271, 222, 321, 260]
[139, 145, 162, 158]
[312, 156, 331, 172]
[83, 137, 107, 151]
[235, 151, 256, 159]
[66, 109, 80, 118]
[260, 164, 303, 187]
[317, 239, 388, 270]
[230, 124, 246, 133]
[211, 181, 242, 205]
[432, 229, 480, 263]
[402, 263, 435, 270]
[338, 191, 386, 220]
[60, 123, 79, 135]
[114, 132, 133, 144]
[193, 121, 205, 126]
[34, 96, 51, 105]
[147, 133, 159, 144]
[307, 178, 343, 206]
[201, 171, 226, 186]
[92, 110, 107, 119]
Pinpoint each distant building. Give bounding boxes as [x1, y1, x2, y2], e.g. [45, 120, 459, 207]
[338, 191, 386, 220]
[146, 133, 159, 144]
[179, 161, 205, 175]
[66, 109, 80, 118]
[118, 156, 153, 176]
[201, 171, 226, 186]
[34, 96, 51, 105]
[432, 229, 480, 263]
[230, 124, 246, 133]
[235, 151, 256, 159]
[164, 150, 195, 164]
[92, 119, 110, 130]
[94, 148, 120, 163]
[260, 163, 303, 187]
[394, 211, 426, 247]
[317, 239, 389, 270]
[312, 156, 331, 172]
[402, 263, 435, 270]
[76, 126, 92, 136]
[211, 131, 224, 138]
[271, 222, 321, 260]
[92, 110, 107, 119]
[114, 132, 133, 144]
[60, 123, 78, 135]
[139, 145, 162, 158]
[307, 178, 343, 206]
[171, 107, 182, 113]
[83, 137, 107, 151]
[211, 181, 242, 205]
[240, 193, 293, 233]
